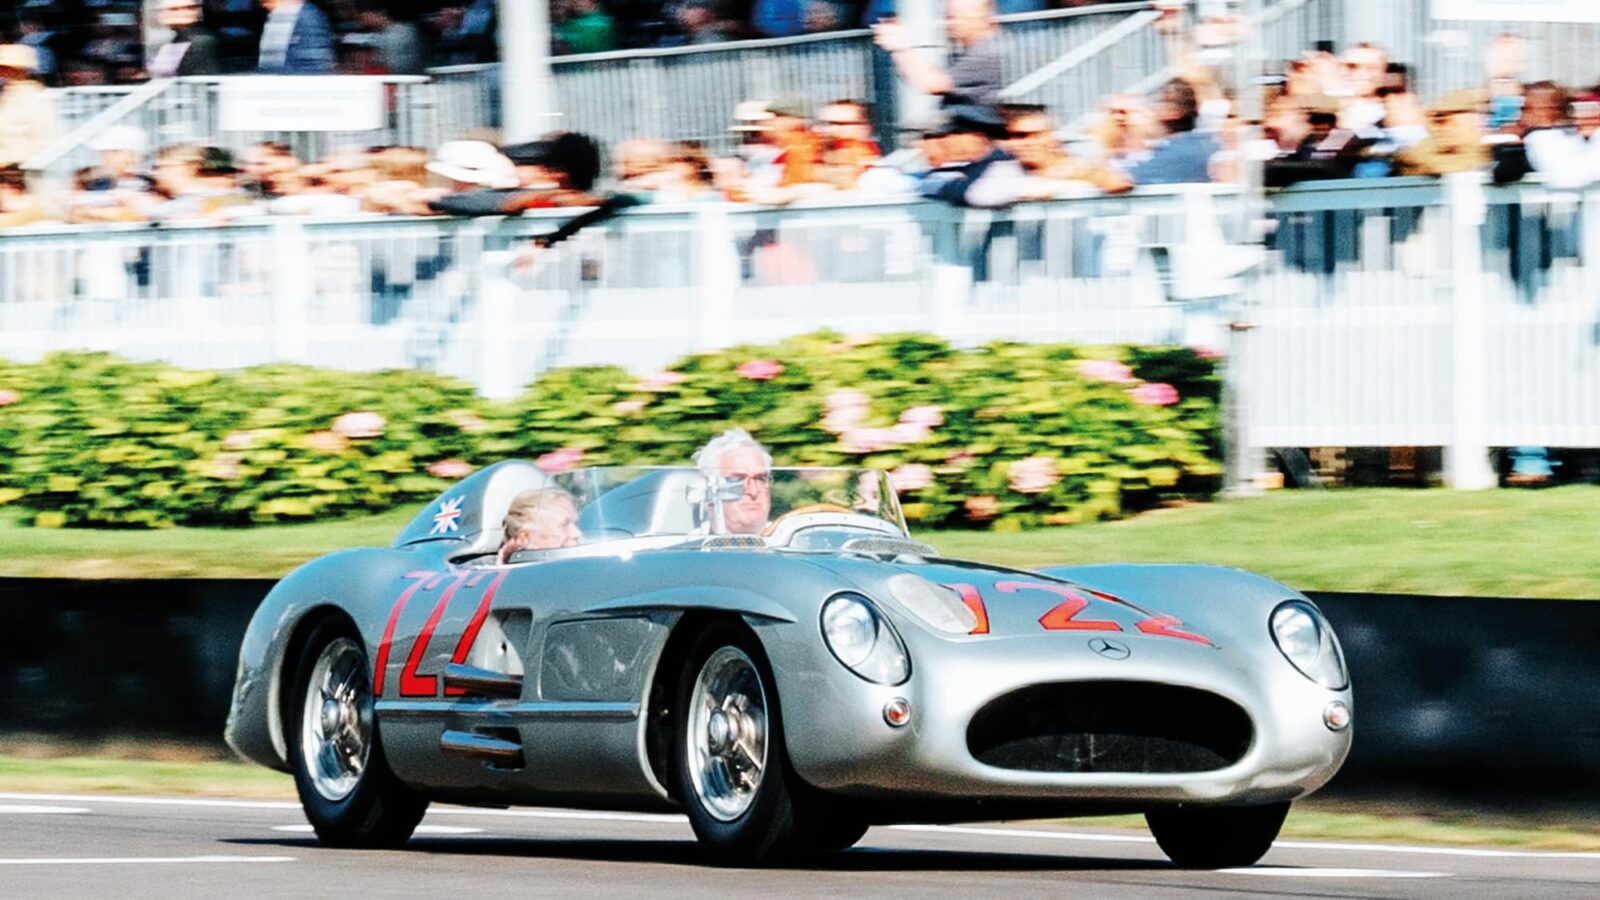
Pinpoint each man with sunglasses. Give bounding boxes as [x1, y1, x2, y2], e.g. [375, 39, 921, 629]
[694, 428, 773, 535]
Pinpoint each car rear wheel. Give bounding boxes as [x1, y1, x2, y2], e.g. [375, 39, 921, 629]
[1145, 801, 1290, 869]
[673, 620, 830, 865]
[286, 618, 427, 848]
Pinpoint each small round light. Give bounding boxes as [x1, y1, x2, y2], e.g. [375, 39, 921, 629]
[883, 697, 912, 728]
[1323, 700, 1351, 732]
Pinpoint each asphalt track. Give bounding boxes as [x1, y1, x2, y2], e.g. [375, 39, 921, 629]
[2, 792, 1598, 899]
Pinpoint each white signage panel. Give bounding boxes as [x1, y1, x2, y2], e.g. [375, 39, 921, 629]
[218, 77, 385, 133]
[1434, 0, 1600, 23]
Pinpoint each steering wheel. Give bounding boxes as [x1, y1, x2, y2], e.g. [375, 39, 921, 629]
[761, 503, 856, 537]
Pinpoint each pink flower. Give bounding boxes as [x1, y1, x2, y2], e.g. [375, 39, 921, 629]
[899, 405, 944, 428]
[841, 427, 896, 454]
[1193, 346, 1225, 360]
[1131, 382, 1180, 406]
[446, 409, 489, 434]
[820, 390, 871, 434]
[306, 431, 349, 454]
[205, 453, 243, 480]
[944, 450, 976, 467]
[0, 389, 19, 407]
[1077, 359, 1137, 384]
[889, 464, 935, 493]
[965, 495, 1000, 521]
[613, 399, 648, 416]
[824, 389, 869, 411]
[639, 370, 687, 392]
[221, 430, 256, 451]
[889, 421, 931, 445]
[537, 447, 585, 474]
[1008, 456, 1061, 494]
[427, 458, 474, 479]
[332, 411, 386, 439]
[736, 359, 784, 381]
[821, 407, 867, 434]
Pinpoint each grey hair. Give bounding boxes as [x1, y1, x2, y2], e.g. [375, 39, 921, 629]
[694, 427, 772, 477]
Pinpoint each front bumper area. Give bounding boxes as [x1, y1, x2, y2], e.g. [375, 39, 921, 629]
[769, 627, 1352, 808]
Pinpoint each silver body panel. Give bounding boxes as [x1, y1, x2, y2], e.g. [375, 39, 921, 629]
[226, 464, 1352, 818]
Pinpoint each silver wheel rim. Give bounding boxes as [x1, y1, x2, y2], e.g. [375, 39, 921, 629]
[687, 646, 769, 822]
[299, 637, 373, 803]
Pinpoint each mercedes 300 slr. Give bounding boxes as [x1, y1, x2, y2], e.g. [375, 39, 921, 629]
[226, 462, 1352, 867]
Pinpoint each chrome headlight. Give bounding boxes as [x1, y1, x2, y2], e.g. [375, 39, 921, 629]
[1269, 600, 1349, 690]
[887, 574, 977, 635]
[820, 593, 910, 685]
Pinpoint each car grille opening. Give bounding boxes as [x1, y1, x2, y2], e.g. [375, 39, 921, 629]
[967, 681, 1253, 774]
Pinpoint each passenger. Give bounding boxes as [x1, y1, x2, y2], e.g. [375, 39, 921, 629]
[694, 428, 772, 535]
[499, 488, 582, 561]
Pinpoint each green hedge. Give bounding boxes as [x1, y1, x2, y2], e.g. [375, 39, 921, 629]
[0, 334, 1221, 530]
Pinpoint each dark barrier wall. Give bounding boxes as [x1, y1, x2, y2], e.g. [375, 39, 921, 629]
[0, 580, 1597, 798]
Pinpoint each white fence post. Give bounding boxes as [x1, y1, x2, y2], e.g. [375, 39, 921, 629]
[1443, 172, 1497, 490]
[477, 234, 519, 400]
[694, 205, 738, 353]
[270, 219, 311, 364]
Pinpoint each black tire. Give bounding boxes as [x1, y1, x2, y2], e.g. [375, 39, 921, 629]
[285, 617, 428, 849]
[1145, 801, 1290, 869]
[797, 814, 870, 853]
[671, 620, 816, 865]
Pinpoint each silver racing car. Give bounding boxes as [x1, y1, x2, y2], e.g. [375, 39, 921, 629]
[226, 462, 1352, 867]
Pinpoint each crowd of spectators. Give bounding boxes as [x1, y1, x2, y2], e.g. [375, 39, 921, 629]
[2, 0, 500, 83]
[4, 0, 1600, 230]
[0, 0, 1140, 84]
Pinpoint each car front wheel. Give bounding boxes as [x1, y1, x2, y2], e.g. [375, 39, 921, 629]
[673, 620, 823, 865]
[1146, 801, 1290, 869]
[286, 618, 427, 848]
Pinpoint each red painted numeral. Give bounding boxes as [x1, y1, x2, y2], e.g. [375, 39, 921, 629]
[444, 571, 509, 696]
[1135, 614, 1213, 646]
[373, 571, 438, 698]
[399, 572, 471, 697]
[943, 583, 990, 635]
[996, 580, 1123, 632]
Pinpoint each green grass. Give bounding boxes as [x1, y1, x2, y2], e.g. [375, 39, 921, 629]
[0, 506, 420, 580]
[0, 753, 1594, 851]
[927, 487, 1600, 600]
[3, 488, 1599, 597]
[1070, 807, 1600, 852]
[0, 753, 292, 800]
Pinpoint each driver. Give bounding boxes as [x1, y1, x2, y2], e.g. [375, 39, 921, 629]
[693, 428, 772, 535]
[499, 487, 582, 562]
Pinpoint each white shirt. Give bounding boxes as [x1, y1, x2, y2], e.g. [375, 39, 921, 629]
[258, 1, 304, 70]
[1525, 127, 1600, 191]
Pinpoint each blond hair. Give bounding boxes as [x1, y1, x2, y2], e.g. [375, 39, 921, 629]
[502, 488, 576, 543]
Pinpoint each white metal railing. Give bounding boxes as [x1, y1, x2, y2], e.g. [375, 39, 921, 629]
[3, 179, 1599, 486]
[30, 75, 442, 184]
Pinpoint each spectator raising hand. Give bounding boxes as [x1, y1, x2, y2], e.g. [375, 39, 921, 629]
[875, 0, 1003, 112]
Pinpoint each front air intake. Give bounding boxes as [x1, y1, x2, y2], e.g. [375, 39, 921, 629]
[968, 682, 1252, 774]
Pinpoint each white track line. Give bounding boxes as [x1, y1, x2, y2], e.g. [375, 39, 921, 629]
[273, 824, 483, 835]
[0, 856, 294, 867]
[0, 793, 298, 811]
[1217, 867, 1447, 878]
[890, 824, 1600, 861]
[0, 804, 89, 814]
[5, 792, 1597, 861]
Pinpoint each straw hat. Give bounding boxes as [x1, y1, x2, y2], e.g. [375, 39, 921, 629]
[425, 140, 519, 189]
[0, 44, 39, 73]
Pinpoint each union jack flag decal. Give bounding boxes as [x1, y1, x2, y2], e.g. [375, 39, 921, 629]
[431, 496, 465, 535]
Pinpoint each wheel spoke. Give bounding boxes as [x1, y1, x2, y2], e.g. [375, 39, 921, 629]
[300, 638, 372, 803]
[687, 645, 770, 823]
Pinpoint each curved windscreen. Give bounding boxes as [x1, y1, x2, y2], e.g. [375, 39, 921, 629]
[500, 466, 906, 559]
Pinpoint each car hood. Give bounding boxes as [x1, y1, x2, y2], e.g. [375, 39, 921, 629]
[798, 554, 1224, 648]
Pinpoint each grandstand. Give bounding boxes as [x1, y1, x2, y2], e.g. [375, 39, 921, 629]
[3, 0, 1600, 492]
